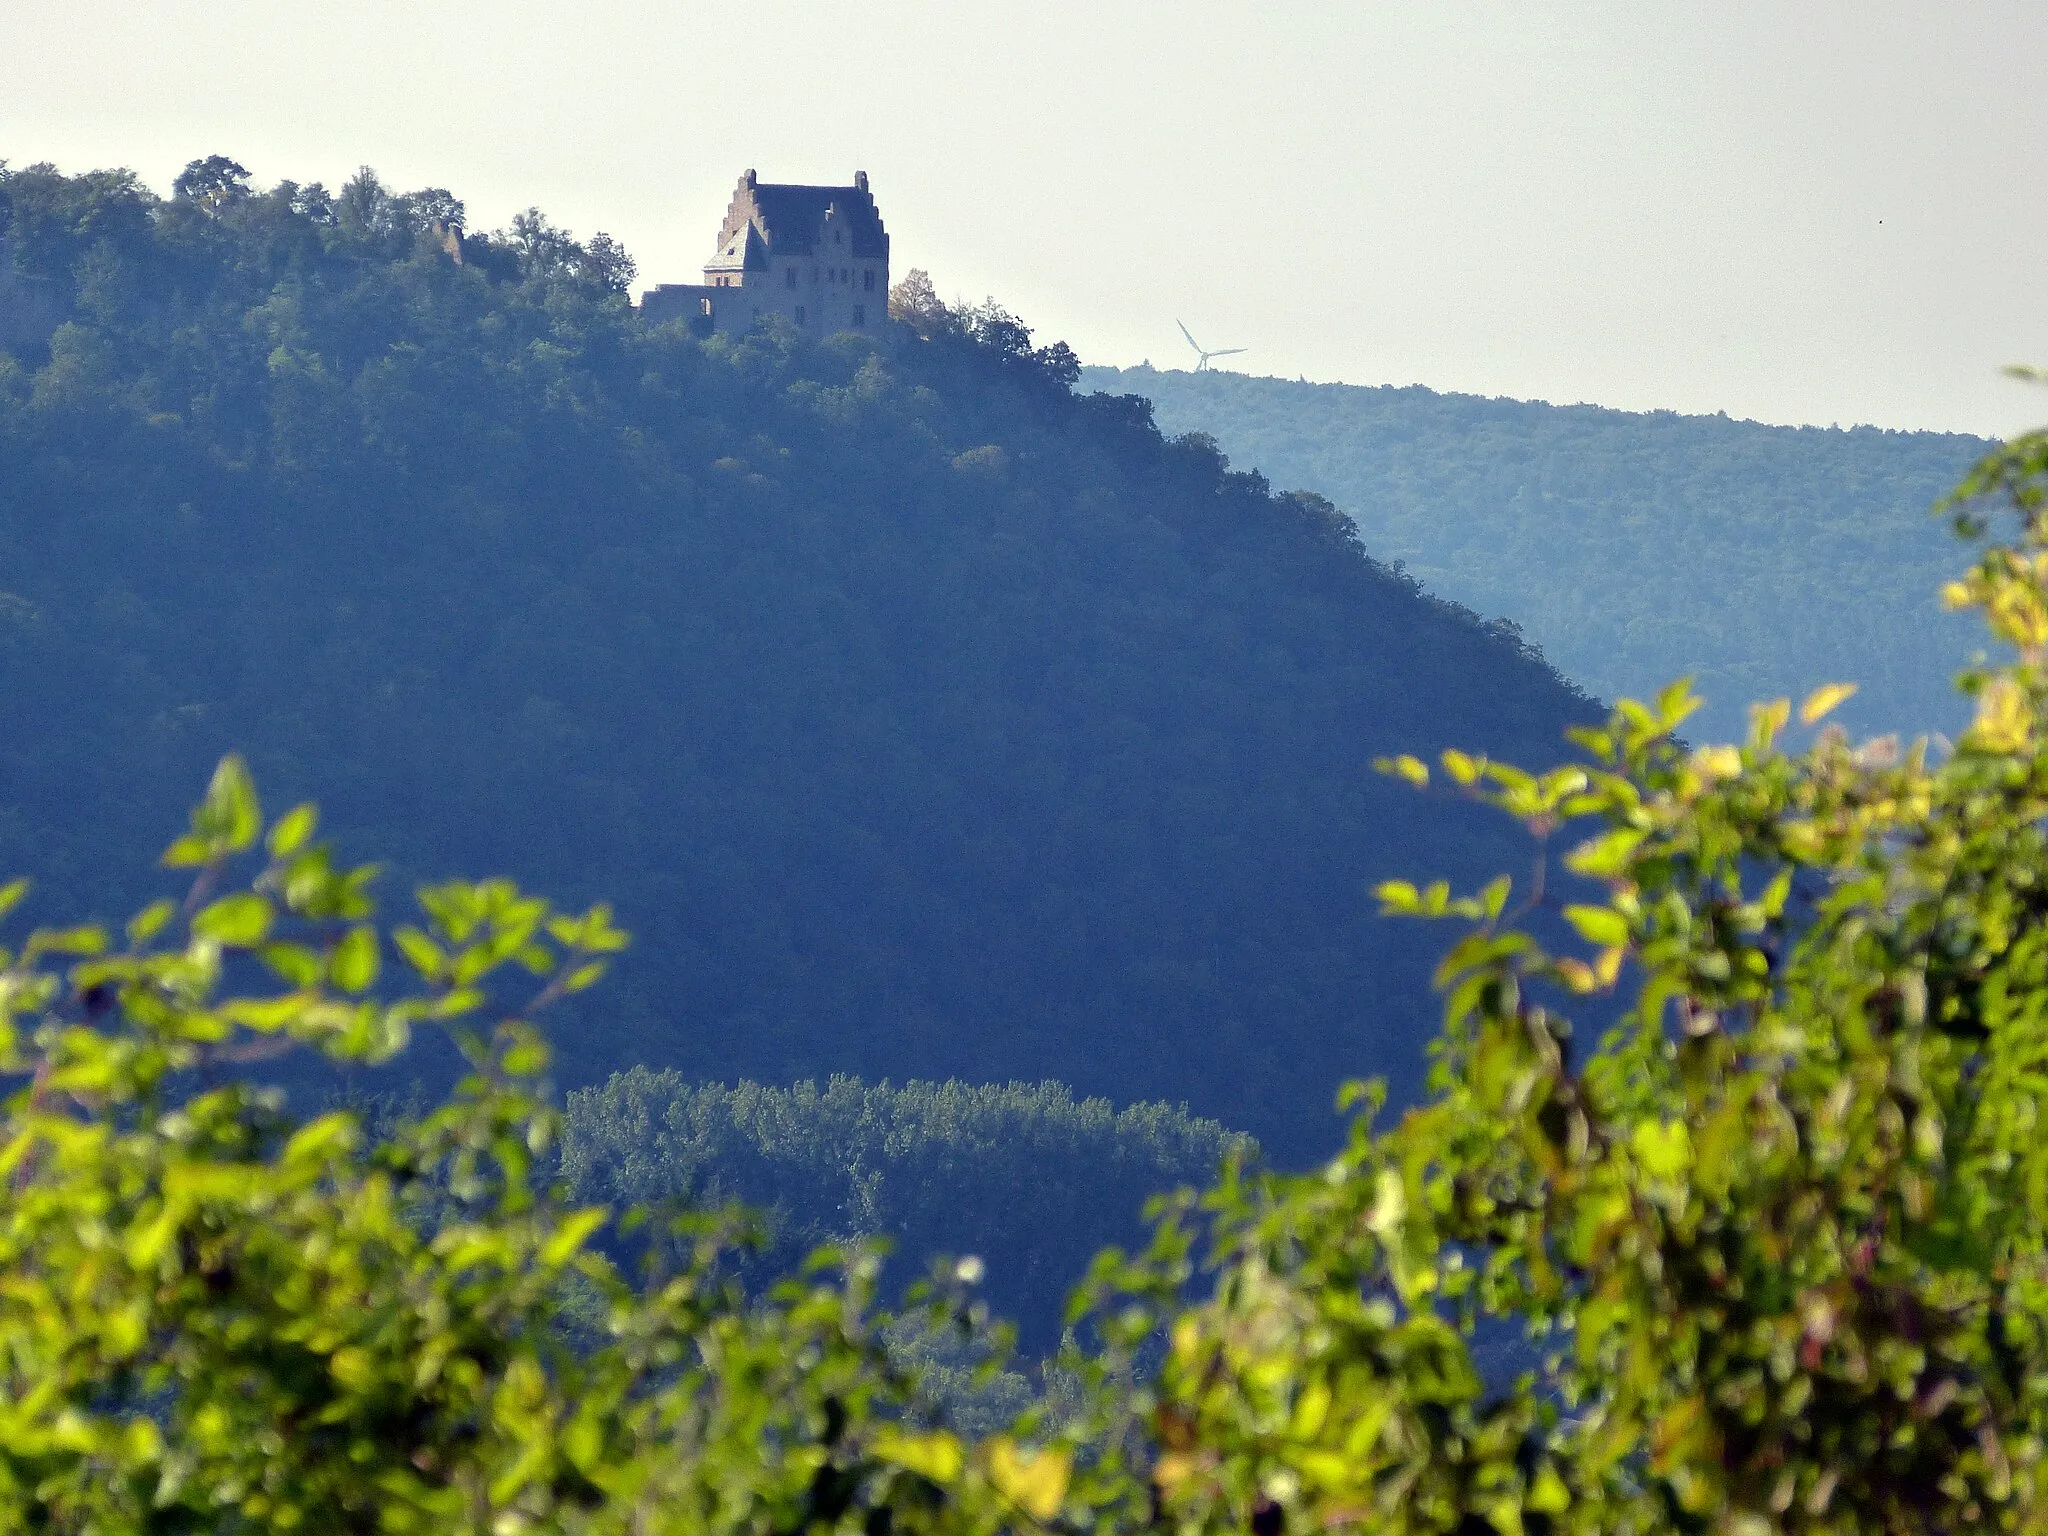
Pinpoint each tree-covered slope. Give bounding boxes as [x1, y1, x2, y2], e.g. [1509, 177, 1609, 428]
[1082, 365, 1990, 742]
[560, 1072, 1251, 1346]
[0, 160, 1597, 1162]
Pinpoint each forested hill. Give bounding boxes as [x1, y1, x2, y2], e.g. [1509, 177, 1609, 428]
[560, 1073, 1252, 1347]
[1082, 365, 1991, 743]
[0, 160, 1596, 1163]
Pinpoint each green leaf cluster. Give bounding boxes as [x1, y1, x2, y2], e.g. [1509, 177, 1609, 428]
[1071, 412, 2048, 1534]
[0, 767, 1105, 1533]
[17, 155, 2048, 1535]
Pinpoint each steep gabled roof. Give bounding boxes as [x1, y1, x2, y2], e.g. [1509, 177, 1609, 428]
[711, 171, 890, 263]
[705, 222, 770, 274]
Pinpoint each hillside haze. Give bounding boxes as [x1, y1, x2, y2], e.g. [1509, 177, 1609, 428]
[0, 161, 1599, 1162]
[1084, 365, 1991, 744]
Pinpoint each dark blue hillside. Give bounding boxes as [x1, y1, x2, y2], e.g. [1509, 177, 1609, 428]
[0, 162, 1599, 1164]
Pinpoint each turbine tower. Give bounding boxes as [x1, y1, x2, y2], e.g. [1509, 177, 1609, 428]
[1178, 320, 1247, 373]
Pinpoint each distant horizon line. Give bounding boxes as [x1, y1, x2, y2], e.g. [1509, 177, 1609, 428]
[1074, 360, 1997, 443]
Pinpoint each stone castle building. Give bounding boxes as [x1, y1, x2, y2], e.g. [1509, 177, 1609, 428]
[640, 170, 889, 338]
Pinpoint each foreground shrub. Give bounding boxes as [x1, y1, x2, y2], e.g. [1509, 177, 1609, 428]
[0, 761, 1082, 1531]
[12, 413, 2048, 1534]
[1081, 415, 2048, 1535]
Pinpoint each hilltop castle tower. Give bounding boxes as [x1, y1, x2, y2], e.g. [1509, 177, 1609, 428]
[640, 169, 890, 337]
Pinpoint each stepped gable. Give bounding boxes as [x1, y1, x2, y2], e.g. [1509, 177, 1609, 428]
[642, 169, 891, 339]
[726, 171, 889, 260]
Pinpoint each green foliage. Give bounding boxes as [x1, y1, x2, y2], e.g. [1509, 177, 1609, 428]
[0, 761, 1100, 1532]
[0, 158, 1597, 1161]
[559, 1070, 1253, 1346]
[25, 152, 2048, 1535]
[1072, 412, 2048, 1533]
[15, 410, 2048, 1534]
[1082, 365, 1988, 743]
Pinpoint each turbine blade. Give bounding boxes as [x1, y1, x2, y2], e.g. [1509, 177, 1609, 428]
[1212, 348, 1247, 358]
[1177, 320, 1200, 351]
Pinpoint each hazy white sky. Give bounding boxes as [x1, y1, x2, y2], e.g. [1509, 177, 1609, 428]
[3, 2, 2043, 434]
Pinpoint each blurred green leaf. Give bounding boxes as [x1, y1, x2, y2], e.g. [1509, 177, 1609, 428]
[267, 803, 318, 859]
[193, 893, 273, 947]
[330, 925, 378, 993]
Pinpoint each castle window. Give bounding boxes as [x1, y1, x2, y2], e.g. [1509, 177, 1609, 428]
[785, 268, 797, 289]
[853, 304, 866, 327]
[863, 269, 874, 292]
[701, 297, 713, 316]
[795, 305, 807, 326]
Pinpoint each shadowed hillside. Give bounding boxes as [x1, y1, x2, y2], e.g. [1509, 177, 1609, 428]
[0, 160, 1598, 1161]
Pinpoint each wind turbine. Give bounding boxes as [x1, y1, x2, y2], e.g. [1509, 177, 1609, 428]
[1177, 320, 1247, 372]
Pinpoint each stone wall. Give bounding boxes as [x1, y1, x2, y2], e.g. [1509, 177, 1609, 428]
[640, 268, 884, 341]
[0, 238, 65, 357]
